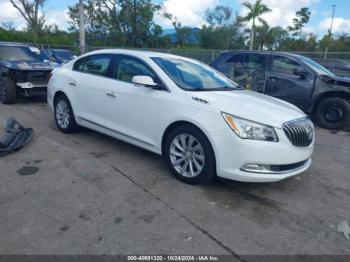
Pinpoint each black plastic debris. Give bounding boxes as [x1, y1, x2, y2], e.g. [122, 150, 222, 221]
[0, 118, 33, 157]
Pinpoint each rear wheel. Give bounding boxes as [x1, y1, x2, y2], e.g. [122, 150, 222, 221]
[0, 77, 17, 104]
[315, 97, 350, 130]
[164, 125, 216, 184]
[54, 95, 78, 133]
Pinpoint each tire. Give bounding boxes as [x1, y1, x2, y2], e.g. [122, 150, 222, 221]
[315, 97, 350, 130]
[164, 125, 216, 184]
[0, 77, 17, 104]
[54, 95, 78, 133]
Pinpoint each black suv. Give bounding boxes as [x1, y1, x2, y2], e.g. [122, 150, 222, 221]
[210, 51, 350, 129]
[0, 42, 56, 104]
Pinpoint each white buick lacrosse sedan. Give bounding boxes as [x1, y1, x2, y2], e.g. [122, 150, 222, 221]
[48, 49, 314, 184]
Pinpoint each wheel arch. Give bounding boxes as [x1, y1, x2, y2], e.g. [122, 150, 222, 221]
[161, 120, 217, 169]
[53, 90, 67, 105]
[53, 90, 79, 124]
[312, 91, 350, 113]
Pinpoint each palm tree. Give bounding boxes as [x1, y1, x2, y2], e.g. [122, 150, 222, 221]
[242, 0, 271, 50]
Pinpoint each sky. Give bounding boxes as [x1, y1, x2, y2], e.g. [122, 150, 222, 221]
[0, 0, 349, 37]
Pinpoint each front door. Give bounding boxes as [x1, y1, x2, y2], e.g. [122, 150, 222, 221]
[104, 55, 168, 148]
[265, 55, 315, 111]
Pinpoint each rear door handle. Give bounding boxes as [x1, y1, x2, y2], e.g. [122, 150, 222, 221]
[69, 81, 77, 86]
[106, 91, 116, 98]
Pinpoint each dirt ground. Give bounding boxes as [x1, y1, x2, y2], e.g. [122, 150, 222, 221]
[0, 99, 349, 256]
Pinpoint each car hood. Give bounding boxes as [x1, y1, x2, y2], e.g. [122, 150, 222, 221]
[1, 60, 58, 70]
[324, 75, 350, 87]
[187, 90, 306, 128]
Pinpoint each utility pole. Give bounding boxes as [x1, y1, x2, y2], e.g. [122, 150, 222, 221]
[79, 0, 86, 55]
[324, 4, 336, 59]
[133, 0, 137, 47]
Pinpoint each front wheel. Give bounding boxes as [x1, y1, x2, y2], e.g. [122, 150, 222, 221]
[315, 97, 350, 130]
[164, 125, 216, 184]
[0, 77, 17, 104]
[54, 95, 78, 133]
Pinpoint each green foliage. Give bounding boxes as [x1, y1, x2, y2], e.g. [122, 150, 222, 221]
[9, 0, 46, 41]
[68, 0, 170, 48]
[287, 7, 311, 38]
[0, 25, 76, 45]
[242, 0, 271, 50]
[200, 6, 245, 50]
[1, 0, 350, 53]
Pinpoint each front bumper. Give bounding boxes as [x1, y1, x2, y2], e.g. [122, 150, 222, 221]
[17, 82, 47, 96]
[212, 126, 314, 182]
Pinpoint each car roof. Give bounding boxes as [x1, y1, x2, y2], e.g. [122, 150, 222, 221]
[0, 41, 37, 47]
[219, 50, 302, 58]
[83, 49, 194, 61]
[44, 48, 73, 52]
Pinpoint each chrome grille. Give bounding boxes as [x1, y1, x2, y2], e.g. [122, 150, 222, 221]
[283, 117, 314, 147]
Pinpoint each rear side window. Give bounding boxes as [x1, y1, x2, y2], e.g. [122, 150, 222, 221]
[272, 56, 303, 75]
[73, 54, 112, 77]
[114, 56, 156, 83]
[224, 53, 266, 91]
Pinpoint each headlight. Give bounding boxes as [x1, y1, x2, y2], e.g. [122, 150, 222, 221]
[221, 112, 278, 142]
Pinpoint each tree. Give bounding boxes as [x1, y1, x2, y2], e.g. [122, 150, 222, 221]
[242, 0, 271, 50]
[10, 0, 46, 40]
[254, 22, 288, 50]
[164, 12, 194, 46]
[287, 7, 311, 38]
[205, 5, 233, 27]
[68, 0, 163, 47]
[200, 7, 245, 50]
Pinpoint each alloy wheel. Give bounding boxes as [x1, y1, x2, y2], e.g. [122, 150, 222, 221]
[56, 100, 71, 129]
[169, 134, 205, 178]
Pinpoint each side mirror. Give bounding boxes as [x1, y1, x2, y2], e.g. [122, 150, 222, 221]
[132, 75, 157, 88]
[293, 67, 307, 78]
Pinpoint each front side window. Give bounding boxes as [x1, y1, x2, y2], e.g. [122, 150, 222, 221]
[272, 56, 304, 75]
[297, 55, 334, 77]
[114, 56, 156, 83]
[153, 57, 238, 91]
[73, 55, 112, 76]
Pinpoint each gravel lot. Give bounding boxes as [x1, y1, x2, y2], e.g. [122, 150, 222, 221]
[0, 99, 349, 256]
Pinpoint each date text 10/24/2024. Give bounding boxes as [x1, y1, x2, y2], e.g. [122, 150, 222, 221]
[127, 256, 220, 261]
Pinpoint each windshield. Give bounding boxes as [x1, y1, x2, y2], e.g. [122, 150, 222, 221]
[298, 55, 335, 77]
[152, 57, 239, 91]
[54, 50, 75, 61]
[0, 45, 48, 62]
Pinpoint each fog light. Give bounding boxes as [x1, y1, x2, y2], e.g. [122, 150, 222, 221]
[241, 163, 272, 173]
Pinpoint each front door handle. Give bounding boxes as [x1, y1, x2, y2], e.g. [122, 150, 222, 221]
[69, 81, 77, 86]
[106, 91, 116, 98]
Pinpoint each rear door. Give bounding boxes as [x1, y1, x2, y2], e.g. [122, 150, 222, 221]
[68, 54, 114, 124]
[265, 55, 315, 110]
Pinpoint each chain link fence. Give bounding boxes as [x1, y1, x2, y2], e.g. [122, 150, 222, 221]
[39, 44, 350, 64]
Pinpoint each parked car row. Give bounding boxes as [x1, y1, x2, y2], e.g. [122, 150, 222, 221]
[0, 42, 76, 104]
[0, 42, 348, 185]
